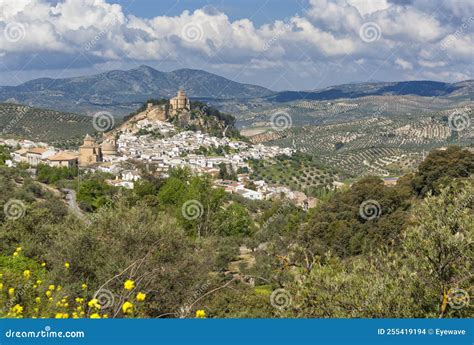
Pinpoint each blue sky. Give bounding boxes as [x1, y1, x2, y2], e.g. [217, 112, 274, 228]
[111, 0, 305, 26]
[0, 0, 472, 90]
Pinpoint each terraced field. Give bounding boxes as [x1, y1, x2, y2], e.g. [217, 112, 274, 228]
[0, 103, 96, 146]
[249, 153, 339, 194]
[267, 108, 473, 177]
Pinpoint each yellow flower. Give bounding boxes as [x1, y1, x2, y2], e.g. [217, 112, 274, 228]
[64, 262, 70, 269]
[124, 279, 135, 291]
[88, 299, 101, 309]
[48, 297, 53, 302]
[8, 287, 15, 296]
[136, 292, 146, 302]
[34, 307, 39, 313]
[35, 297, 41, 304]
[122, 301, 133, 314]
[36, 279, 42, 285]
[23, 270, 31, 279]
[90, 313, 101, 319]
[16, 247, 22, 252]
[55, 313, 63, 319]
[48, 284, 55, 291]
[57, 285, 62, 292]
[12, 304, 23, 314]
[81, 283, 87, 290]
[0, 283, 3, 290]
[102, 314, 108, 318]
[45, 290, 52, 297]
[0, 273, 3, 278]
[72, 312, 79, 319]
[41, 262, 46, 267]
[196, 310, 206, 318]
[12, 252, 18, 257]
[75, 297, 84, 304]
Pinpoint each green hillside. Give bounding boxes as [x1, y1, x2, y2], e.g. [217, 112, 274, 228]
[0, 103, 95, 146]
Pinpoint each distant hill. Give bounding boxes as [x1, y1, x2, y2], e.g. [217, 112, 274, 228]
[265, 80, 474, 103]
[0, 103, 95, 146]
[0, 66, 273, 116]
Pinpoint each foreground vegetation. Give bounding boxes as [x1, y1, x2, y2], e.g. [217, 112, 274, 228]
[0, 146, 472, 318]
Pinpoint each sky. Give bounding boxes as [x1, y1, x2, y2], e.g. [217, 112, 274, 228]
[0, 0, 472, 90]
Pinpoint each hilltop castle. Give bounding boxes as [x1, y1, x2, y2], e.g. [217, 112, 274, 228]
[78, 90, 190, 167]
[145, 89, 191, 121]
[169, 89, 190, 115]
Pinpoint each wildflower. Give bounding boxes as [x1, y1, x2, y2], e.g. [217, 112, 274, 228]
[196, 310, 206, 318]
[64, 262, 70, 269]
[55, 313, 63, 319]
[102, 314, 108, 318]
[122, 301, 133, 314]
[0, 283, 3, 290]
[23, 270, 31, 279]
[36, 279, 42, 285]
[12, 304, 23, 314]
[45, 290, 52, 298]
[81, 283, 87, 290]
[88, 299, 101, 309]
[90, 313, 101, 319]
[34, 307, 39, 313]
[41, 262, 46, 267]
[57, 285, 62, 292]
[75, 297, 84, 304]
[48, 298, 53, 302]
[124, 279, 135, 291]
[16, 247, 22, 252]
[72, 312, 79, 319]
[136, 292, 146, 302]
[48, 285, 55, 291]
[8, 287, 15, 296]
[12, 252, 18, 257]
[35, 297, 41, 304]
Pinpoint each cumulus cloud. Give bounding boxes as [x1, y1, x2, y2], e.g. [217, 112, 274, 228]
[0, 0, 471, 88]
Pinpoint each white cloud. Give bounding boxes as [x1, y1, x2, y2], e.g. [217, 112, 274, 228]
[0, 0, 471, 88]
[395, 58, 413, 70]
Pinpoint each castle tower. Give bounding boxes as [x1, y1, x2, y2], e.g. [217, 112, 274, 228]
[169, 89, 190, 116]
[79, 134, 103, 167]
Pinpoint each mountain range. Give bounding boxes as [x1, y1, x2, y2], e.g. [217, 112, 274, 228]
[0, 65, 472, 117]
